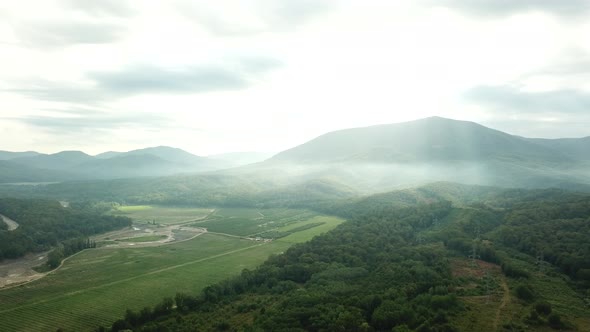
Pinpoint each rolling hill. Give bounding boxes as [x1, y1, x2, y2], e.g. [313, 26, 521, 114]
[0, 146, 233, 183]
[270, 117, 572, 163]
[258, 117, 590, 190]
[11, 151, 95, 170]
[208, 151, 275, 166]
[0, 151, 41, 160]
[2, 117, 589, 191]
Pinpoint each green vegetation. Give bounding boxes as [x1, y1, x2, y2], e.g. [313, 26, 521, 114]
[0, 208, 343, 332]
[116, 235, 167, 243]
[2, 180, 590, 331]
[0, 199, 130, 260]
[195, 208, 318, 237]
[108, 186, 590, 332]
[112, 205, 213, 225]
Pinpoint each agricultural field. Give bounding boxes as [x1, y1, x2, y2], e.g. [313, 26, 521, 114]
[0, 207, 344, 331]
[194, 207, 319, 237]
[111, 205, 214, 225]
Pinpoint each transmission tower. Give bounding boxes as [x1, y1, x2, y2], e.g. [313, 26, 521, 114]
[468, 240, 481, 267]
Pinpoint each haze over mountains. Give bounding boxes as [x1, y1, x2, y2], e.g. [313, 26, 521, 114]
[1, 117, 589, 190]
[0, 146, 251, 183]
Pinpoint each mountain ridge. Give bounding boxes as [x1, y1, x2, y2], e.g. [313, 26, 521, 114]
[270, 117, 576, 164]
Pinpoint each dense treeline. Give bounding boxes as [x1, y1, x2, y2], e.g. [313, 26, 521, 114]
[429, 196, 590, 283]
[0, 198, 131, 260]
[103, 185, 590, 331]
[107, 202, 461, 332]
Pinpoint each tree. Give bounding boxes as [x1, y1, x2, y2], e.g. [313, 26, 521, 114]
[47, 246, 64, 269]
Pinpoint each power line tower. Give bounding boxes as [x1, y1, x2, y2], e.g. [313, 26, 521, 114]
[468, 240, 481, 267]
[468, 224, 481, 267]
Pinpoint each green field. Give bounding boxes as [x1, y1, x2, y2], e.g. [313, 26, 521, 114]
[195, 207, 318, 236]
[117, 235, 168, 242]
[112, 205, 214, 224]
[0, 207, 344, 331]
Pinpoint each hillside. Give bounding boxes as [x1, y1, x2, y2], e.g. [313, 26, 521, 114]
[0, 151, 41, 160]
[527, 137, 590, 161]
[103, 184, 590, 332]
[259, 117, 590, 190]
[0, 160, 76, 183]
[11, 151, 95, 170]
[271, 117, 572, 163]
[0, 146, 233, 183]
[208, 151, 275, 166]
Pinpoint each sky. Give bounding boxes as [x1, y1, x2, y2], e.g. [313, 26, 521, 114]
[1, 0, 590, 156]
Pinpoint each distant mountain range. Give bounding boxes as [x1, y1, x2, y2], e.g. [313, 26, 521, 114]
[0, 146, 270, 183]
[1, 117, 589, 190]
[262, 117, 590, 190]
[271, 117, 584, 163]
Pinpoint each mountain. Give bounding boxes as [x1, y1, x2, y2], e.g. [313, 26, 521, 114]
[258, 117, 590, 191]
[0, 146, 233, 183]
[526, 136, 590, 161]
[0, 160, 74, 183]
[271, 117, 571, 164]
[0, 151, 41, 160]
[76, 154, 189, 178]
[11, 151, 95, 170]
[94, 151, 123, 159]
[121, 146, 212, 165]
[208, 151, 275, 166]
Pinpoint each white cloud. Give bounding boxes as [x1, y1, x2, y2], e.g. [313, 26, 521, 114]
[0, 0, 589, 155]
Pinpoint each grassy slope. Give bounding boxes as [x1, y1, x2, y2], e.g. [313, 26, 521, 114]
[113, 205, 213, 225]
[0, 209, 343, 332]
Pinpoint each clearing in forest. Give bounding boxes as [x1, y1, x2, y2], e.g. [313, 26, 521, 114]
[0, 207, 344, 332]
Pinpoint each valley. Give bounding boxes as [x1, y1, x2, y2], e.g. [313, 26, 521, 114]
[0, 118, 589, 331]
[0, 207, 344, 331]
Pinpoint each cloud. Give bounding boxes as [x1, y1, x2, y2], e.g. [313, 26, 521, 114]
[60, 0, 136, 17]
[5, 56, 282, 103]
[89, 66, 248, 94]
[530, 51, 590, 77]
[434, 0, 590, 17]
[464, 85, 590, 114]
[5, 109, 172, 134]
[7, 80, 108, 104]
[13, 20, 124, 47]
[177, 0, 334, 36]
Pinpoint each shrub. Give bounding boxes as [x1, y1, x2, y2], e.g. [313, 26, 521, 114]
[515, 284, 535, 302]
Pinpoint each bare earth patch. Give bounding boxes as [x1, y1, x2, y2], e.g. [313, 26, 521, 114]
[0, 214, 19, 231]
[93, 224, 207, 248]
[0, 252, 47, 288]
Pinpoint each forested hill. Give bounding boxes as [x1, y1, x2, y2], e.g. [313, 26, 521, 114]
[270, 117, 573, 163]
[105, 186, 590, 332]
[0, 199, 131, 261]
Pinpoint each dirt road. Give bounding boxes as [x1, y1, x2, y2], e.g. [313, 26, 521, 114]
[493, 276, 511, 331]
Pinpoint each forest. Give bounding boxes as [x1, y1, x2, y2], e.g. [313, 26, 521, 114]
[104, 186, 590, 331]
[0, 199, 131, 261]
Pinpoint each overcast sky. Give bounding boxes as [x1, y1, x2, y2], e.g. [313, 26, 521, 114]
[2, 0, 590, 155]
